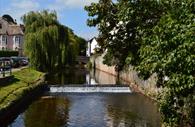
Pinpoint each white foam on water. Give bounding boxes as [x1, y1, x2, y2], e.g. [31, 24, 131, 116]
[50, 86, 131, 93]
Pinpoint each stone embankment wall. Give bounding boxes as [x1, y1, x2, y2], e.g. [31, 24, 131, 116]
[90, 54, 160, 97]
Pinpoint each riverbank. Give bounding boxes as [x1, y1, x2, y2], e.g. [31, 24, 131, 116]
[0, 68, 46, 124]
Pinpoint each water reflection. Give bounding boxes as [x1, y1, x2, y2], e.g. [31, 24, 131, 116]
[105, 94, 161, 127]
[47, 68, 123, 85]
[47, 68, 87, 85]
[9, 94, 161, 127]
[24, 97, 70, 127]
[9, 97, 70, 127]
[90, 69, 117, 84]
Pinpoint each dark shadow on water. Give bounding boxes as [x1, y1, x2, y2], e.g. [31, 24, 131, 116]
[46, 68, 88, 85]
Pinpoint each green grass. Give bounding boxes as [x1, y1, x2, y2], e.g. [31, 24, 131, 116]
[13, 68, 43, 83]
[0, 68, 44, 110]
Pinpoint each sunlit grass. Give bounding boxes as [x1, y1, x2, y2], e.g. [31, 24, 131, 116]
[13, 68, 43, 83]
[0, 68, 44, 109]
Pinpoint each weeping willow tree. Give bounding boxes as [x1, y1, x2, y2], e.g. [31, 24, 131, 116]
[22, 10, 84, 72]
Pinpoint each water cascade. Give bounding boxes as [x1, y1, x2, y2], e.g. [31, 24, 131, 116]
[49, 85, 131, 93]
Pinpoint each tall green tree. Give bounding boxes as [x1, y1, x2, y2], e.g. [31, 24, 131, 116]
[138, 0, 195, 126]
[22, 10, 84, 72]
[85, 0, 163, 71]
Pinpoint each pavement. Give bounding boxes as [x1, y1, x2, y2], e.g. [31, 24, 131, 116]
[12, 66, 28, 72]
[0, 66, 28, 78]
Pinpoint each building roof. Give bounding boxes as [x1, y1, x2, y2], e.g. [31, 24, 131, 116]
[7, 25, 24, 35]
[0, 27, 7, 35]
[0, 16, 24, 35]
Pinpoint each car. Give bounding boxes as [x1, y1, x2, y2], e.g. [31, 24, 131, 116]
[19, 58, 28, 66]
[10, 57, 20, 68]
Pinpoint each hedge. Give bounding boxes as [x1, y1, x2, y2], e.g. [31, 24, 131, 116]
[0, 51, 18, 57]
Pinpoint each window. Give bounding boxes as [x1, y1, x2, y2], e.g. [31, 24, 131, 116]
[0, 24, 2, 29]
[2, 35, 7, 45]
[15, 36, 20, 44]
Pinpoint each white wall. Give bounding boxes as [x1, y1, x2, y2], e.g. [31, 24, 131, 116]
[90, 39, 98, 54]
[86, 38, 99, 57]
[86, 41, 91, 57]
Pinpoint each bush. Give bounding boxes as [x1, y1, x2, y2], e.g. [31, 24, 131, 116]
[0, 51, 18, 57]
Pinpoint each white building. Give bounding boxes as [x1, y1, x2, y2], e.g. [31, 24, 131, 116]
[86, 38, 99, 57]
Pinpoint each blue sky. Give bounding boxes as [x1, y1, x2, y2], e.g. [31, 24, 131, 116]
[0, 0, 99, 39]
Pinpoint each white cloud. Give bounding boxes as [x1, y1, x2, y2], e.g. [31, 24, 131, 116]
[11, 0, 39, 10]
[1, 0, 40, 23]
[49, 0, 99, 10]
[62, 0, 99, 8]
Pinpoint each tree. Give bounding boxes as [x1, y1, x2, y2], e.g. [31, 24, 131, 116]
[22, 10, 84, 72]
[138, 1, 195, 126]
[76, 37, 87, 56]
[85, 0, 163, 71]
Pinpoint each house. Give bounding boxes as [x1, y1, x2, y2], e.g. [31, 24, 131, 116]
[86, 38, 99, 57]
[0, 15, 24, 56]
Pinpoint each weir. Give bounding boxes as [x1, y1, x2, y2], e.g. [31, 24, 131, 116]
[49, 85, 131, 93]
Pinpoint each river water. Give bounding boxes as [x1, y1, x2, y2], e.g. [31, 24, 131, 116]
[7, 68, 161, 127]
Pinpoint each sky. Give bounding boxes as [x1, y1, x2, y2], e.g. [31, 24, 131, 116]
[0, 0, 99, 40]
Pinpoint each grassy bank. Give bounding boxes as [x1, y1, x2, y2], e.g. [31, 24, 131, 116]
[0, 68, 45, 110]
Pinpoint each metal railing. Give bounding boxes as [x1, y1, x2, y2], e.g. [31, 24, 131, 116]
[0, 57, 12, 78]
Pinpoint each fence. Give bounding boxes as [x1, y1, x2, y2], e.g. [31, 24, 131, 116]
[0, 57, 12, 78]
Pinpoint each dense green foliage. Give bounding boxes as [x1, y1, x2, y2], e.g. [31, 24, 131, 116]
[77, 37, 87, 56]
[85, 0, 195, 126]
[22, 10, 86, 72]
[85, 0, 163, 71]
[0, 51, 18, 57]
[138, 1, 195, 126]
